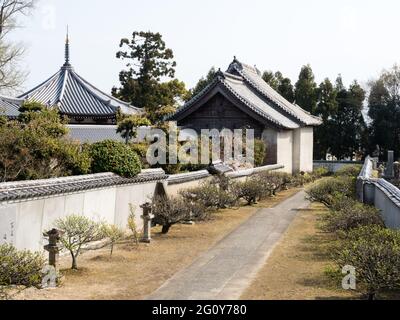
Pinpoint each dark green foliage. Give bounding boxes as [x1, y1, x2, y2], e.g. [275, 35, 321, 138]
[295, 64, 318, 113]
[367, 65, 400, 160]
[0, 106, 91, 182]
[186, 67, 216, 101]
[262, 70, 295, 102]
[0, 244, 45, 288]
[89, 140, 141, 177]
[112, 31, 188, 123]
[328, 79, 367, 159]
[332, 226, 400, 300]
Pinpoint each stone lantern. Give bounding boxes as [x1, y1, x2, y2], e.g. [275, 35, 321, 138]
[140, 202, 154, 243]
[43, 228, 64, 271]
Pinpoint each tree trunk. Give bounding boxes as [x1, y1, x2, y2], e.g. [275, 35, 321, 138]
[71, 253, 78, 270]
[368, 292, 376, 301]
[161, 224, 171, 234]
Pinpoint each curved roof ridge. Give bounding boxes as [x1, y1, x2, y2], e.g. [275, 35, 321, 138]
[229, 61, 321, 126]
[18, 69, 62, 100]
[73, 71, 141, 113]
[68, 70, 116, 113]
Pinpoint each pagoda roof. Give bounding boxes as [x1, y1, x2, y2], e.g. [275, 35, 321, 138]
[169, 58, 322, 129]
[0, 95, 23, 119]
[18, 35, 141, 118]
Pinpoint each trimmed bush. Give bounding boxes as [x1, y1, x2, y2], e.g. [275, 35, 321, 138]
[313, 167, 330, 179]
[89, 140, 141, 177]
[322, 201, 384, 233]
[306, 176, 356, 208]
[0, 244, 45, 288]
[233, 178, 264, 205]
[332, 225, 400, 300]
[152, 195, 192, 234]
[180, 181, 238, 211]
[334, 164, 362, 178]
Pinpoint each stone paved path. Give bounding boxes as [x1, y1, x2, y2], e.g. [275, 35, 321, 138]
[146, 190, 310, 300]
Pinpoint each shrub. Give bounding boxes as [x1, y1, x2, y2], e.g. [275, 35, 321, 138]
[306, 176, 356, 208]
[102, 224, 126, 257]
[253, 172, 289, 196]
[313, 167, 330, 179]
[335, 164, 362, 178]
[322, 202, 384, 233]
[180, 180, 238, 210]
[233, 178, 265, 205]
[152, 195, 192, 234]
[89, 140, 141, 177]
[129, 142, 150, 169]
[0, 107, 90, 182]
[332, 225, 400, 300]
[0, 244, 45, 288]
[54, 215, 106, 269]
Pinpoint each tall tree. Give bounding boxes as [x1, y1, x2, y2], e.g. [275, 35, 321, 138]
[185, 67, 216, 101]
[367, 65, 400, 160]
[294, 64, 318, 113]
[0, 0, 35, 93]
[314, 78, 338, 159]
[328, 79, 366, 159]
[112, 31, 188, 123]
[262, 70, 294, 102]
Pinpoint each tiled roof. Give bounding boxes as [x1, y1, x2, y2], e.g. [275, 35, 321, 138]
[17, 38, 141, 118]
[18, 66, 141, 118]
[169, 58, 322, 129]
[0, 95, 23, 118]
[0, 169, 167, 202]
[67, 125, 125, 143]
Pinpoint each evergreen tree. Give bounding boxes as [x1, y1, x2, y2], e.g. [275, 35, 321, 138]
[367, 65, 400, 159]
[112, 31, 188, 123]
[262, 70, 294, 102]
[185, 67, 216, 101]
[314, 78, 338, 159]
[294, 64, 318, 113]
[328, 80, 366, 159]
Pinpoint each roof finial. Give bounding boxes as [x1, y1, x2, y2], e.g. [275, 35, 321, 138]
[64, 25, 70, 66]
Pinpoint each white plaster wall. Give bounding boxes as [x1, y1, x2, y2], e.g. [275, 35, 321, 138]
[293, 127, 314, 173]
[374, 188, 400, 229]
[0, 181, 159, 252]
[276, 130, 293, 174]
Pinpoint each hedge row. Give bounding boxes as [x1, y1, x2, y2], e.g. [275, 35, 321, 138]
[306, 164, 400, 300]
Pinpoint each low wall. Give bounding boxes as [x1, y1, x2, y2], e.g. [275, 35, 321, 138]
[357, 157, 400, 229]
[314, 160, 362, 173]
[0, 164, 285, 252]
[0, 169, 167, 251]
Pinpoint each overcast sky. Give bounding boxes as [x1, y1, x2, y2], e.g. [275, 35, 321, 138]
[12, 0, 400, 95]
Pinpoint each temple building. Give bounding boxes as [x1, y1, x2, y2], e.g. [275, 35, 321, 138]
[168, 58, 322, 173]
[0, 35, 141, 142]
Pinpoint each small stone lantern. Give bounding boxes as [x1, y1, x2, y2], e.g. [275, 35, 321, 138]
[140, 202, 154, 243]
[43, 228, 64, 271]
